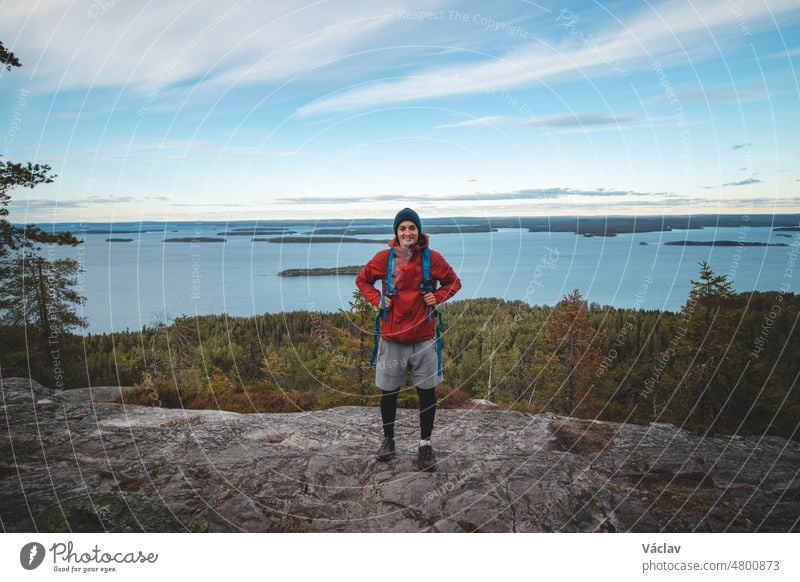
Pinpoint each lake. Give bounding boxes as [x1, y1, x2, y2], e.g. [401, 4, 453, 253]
[38, 221, 798, 334]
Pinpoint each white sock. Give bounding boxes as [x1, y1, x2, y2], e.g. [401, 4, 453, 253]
[419, 439, 431, 447]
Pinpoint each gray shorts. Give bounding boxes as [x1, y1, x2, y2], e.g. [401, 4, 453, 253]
[375, 337, 442, 391]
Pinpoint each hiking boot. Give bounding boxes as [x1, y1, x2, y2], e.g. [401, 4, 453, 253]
[376, 437, 395, 461]
[417, 444, 436, 472]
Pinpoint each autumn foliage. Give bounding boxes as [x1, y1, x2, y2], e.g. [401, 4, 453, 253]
[544, 289, 603, 417]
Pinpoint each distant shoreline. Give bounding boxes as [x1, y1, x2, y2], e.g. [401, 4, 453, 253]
[217, 229, 296, 236]
[664, 240, 789, 247]
[35, 214, 800, 237]
[163, 237, 226, 243]
[310, 225, 495, 235]
[256, 236, 384, 244]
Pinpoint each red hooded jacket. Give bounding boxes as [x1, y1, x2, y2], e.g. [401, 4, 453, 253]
[356, 234, 462, 343]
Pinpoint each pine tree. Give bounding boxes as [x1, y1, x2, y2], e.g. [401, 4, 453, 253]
[0, 40, 21, 70]
[0, 41, 85, 385]
[0, 255, 86, 332]
[665, 261, 742, 433]
[544, 289, 603, 416]
[337, 290, 377, 395]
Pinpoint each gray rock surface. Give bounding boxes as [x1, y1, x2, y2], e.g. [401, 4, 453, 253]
[1, 377, 798, 532]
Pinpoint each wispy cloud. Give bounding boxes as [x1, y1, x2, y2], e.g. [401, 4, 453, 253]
[436, 116, 508, 129]
[169, 202, 250, 207]
[723, 196, 800, 206]
[723, 178, 763, 186]
[520, 113, 648, 127]
[298, 0, 800, 116]
[276, 187, 671, 204]
[0, 0, 440, 92]
[11, 196, 139, 208]
[764, 46, 800, 59]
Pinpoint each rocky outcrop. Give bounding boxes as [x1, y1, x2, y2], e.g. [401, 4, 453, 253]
[1, 377, 798, 533]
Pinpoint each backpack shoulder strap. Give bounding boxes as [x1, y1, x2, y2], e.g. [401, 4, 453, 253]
[383, 248, 395, 320]
[386, 247, 396, 292]
[420, 246, 431, 289]
[420, 246, 443, 375]
[371, 247, 395, 366]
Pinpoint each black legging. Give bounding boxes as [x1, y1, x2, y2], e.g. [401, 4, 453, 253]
[380, 386, 436, 440]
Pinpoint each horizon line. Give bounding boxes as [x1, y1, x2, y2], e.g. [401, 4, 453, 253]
[13, 212, 800, 226]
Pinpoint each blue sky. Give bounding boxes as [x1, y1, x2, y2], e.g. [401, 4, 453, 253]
[1, 0, 799, 222]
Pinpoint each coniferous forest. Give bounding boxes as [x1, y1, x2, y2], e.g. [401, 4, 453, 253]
[1, 262, 797, 442]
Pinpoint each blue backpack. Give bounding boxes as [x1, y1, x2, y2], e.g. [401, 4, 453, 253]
[369, 246, 445, 376]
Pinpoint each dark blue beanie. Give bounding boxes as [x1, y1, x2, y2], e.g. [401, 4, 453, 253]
[393, 208, 422, 238]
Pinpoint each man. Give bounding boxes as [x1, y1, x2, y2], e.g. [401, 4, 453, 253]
[356, 208, 462, 471]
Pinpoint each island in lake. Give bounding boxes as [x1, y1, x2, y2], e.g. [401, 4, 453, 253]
[774, 226, 800, 232]
[163, 237, 226, 243]
[278, 266, 362, 277]
[105, 238, 134, 242]
[76, 229, 160, 234]
[217, 229, 296, 236]
[664, 241, 788, 247]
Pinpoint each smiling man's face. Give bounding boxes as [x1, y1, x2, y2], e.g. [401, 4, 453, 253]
[397, 220, 419, 248]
